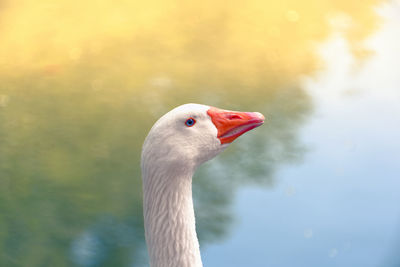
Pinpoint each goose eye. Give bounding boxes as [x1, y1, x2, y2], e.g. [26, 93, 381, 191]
[185, 118, 196, 127]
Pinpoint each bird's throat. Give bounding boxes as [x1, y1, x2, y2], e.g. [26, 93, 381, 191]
[142, 168, 203, 267]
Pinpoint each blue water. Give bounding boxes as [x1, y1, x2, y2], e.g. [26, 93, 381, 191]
[202, 5, 400, 266]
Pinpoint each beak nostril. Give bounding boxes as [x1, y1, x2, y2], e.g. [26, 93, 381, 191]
[226, 114, 242, 120]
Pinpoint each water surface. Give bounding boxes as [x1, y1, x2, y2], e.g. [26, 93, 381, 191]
[203, 5, 400, 266]
[0, 1, 398, 266]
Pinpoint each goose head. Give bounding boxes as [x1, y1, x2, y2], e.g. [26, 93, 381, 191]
[141, 103, 265, 173]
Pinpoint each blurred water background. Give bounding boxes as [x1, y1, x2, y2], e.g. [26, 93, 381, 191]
[0, 0, 399, 266]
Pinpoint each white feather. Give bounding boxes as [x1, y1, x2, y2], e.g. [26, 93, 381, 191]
[141, 104, 227, 267]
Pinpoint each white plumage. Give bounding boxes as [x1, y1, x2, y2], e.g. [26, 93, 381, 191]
[141, 103, 264, 267]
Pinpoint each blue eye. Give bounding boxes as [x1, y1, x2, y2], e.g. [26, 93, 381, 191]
[185, 118, 196, 127]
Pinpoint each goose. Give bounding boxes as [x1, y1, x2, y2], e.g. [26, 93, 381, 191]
[141, 103, 265, 267]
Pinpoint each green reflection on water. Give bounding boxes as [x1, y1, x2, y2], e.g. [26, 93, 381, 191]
[0, 0, 383, 265]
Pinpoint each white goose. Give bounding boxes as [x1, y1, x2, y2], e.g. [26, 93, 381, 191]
[141, 103, 265, 267]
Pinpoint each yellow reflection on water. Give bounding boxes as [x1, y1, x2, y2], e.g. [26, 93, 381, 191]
[0, 0, 382, 77]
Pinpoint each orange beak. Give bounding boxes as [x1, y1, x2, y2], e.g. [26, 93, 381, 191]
[207, 106, 265, 144]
